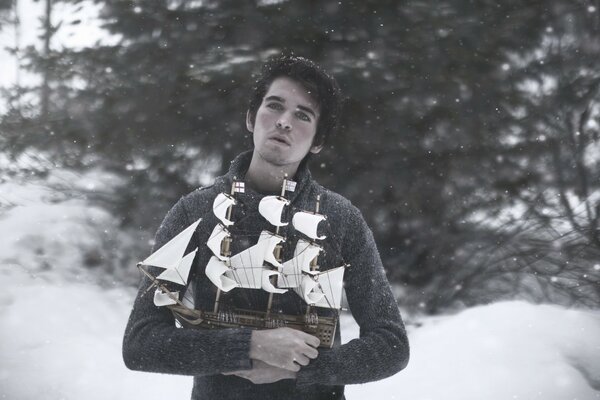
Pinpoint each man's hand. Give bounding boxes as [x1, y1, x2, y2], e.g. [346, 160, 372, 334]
[249, 327, 320, 372]
[222, 359, 297, 384]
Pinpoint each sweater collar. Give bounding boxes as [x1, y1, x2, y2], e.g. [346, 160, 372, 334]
[217, 150, 312, 203]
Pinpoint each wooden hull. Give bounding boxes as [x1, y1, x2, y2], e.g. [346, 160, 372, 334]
[167, 304, 338, 348]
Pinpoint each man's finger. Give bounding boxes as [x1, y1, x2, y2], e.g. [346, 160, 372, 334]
[297, 331, 320, 348]
[288, 362, 301, 372]
[304, 346, 319, 359]
[295, 354, 310, 366]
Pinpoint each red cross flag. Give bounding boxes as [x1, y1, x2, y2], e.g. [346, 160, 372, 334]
[233, 181, 245, 193]
[285, 180, 297, 192]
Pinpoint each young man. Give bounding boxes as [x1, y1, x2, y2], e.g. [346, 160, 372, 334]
[123, 55, 409, 400]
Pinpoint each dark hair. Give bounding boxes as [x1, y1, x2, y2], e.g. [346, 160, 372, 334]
[248, 54, 341, 148]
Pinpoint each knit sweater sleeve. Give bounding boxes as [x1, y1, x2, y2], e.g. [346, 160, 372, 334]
[122, 197, 254, 376]
[296, 204, 409, 386]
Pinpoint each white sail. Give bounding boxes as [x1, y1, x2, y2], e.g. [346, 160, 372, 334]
[297, 275, 325, 304]
[261, 231, 285, 269]
[280, 240, 322, 288]
[142, 218, 202, 269]
[294, 239, 322, 273]
[206, 256, 239, 292]
[213, 193, 236, 226]
[181, 281, 195, 309]
[153, 288, 178, 306]
[292, 211, 327, 240]
[207, 224, 230, 261]
[226, 265, 264, 289]
[156, 248, 197, 285]
[258, 196, 289, 227]
[261, 270, 288, 294]
[280, 270, 302, 289]
[303, 266, 346, 309]
[229, 231, 285, 270]
[228, 231, 285, 288]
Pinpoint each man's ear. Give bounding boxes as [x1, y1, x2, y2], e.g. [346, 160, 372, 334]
[309, 144, 323, 154]
[246, 110, 254, 132]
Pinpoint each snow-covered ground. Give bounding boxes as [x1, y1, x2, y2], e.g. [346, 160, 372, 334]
[1, 165, 600, 400]
[1, 272, 599, 400]
[346, 303, 600, 400]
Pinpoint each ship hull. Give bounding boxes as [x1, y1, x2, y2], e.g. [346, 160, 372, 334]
[167, 304, 338, 348]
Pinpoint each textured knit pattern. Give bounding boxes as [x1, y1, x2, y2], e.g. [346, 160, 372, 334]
[123, 151, 410, 399]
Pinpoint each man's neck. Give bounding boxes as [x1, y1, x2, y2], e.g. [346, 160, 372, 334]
[245, 153, 300, 194]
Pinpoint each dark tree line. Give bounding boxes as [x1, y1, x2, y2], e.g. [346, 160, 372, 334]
[1, 0, 599, 312]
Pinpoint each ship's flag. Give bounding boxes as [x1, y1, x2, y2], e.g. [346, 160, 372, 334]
[233, 181, 245, 193]
[285, 180, 297, 192]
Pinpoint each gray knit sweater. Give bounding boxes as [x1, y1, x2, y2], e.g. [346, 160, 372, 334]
[123, 151, 409, 399]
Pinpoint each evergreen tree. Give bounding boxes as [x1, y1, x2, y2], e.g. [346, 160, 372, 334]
[3, 0, 599, 310]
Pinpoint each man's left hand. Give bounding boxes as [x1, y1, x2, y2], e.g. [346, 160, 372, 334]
[222, 359, 297, 384]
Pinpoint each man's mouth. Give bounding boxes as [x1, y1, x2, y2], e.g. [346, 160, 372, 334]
[270, 136, 290, 146]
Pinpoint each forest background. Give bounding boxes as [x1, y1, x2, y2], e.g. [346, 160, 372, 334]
[1, 0, 600, 314]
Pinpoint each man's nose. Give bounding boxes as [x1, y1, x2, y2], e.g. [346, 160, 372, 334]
[276, 115, 292, 131]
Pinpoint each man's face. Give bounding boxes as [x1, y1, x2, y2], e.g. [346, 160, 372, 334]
[247, 77, 322, 170]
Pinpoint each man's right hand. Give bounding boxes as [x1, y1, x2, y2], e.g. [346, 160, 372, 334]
[249, 327, 320, 372]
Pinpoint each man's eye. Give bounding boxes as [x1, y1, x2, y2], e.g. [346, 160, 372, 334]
[267, 103, 283, 110]
[296, 111, 310, 122]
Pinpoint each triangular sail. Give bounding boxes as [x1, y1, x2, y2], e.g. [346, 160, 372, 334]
[207, 224, 230, 261]
[206, 256, 239, 292]
[258, 196, 289, 227]
[142, 218, 202, 269]
[292, 211, 327, 240]
[213, 193, 236, 226]
[156, 248, 197, 285]
[280, 240, 322, 288]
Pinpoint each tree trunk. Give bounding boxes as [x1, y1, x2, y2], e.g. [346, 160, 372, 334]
[41, 0, 52, 118]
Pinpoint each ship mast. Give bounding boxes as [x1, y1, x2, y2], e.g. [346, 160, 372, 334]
[213, 178, 238, 313]
[305, 194, 321, 318]
[266, 174, 289, 317]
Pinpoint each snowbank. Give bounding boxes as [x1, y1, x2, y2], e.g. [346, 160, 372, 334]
[0, 266, 192, 399]
[345, 302, 600, 400]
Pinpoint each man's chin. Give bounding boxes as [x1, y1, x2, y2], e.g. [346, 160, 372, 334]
[255, 150, 302, 169]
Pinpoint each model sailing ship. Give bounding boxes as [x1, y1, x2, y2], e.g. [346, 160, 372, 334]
[137, 177, 348, 348]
